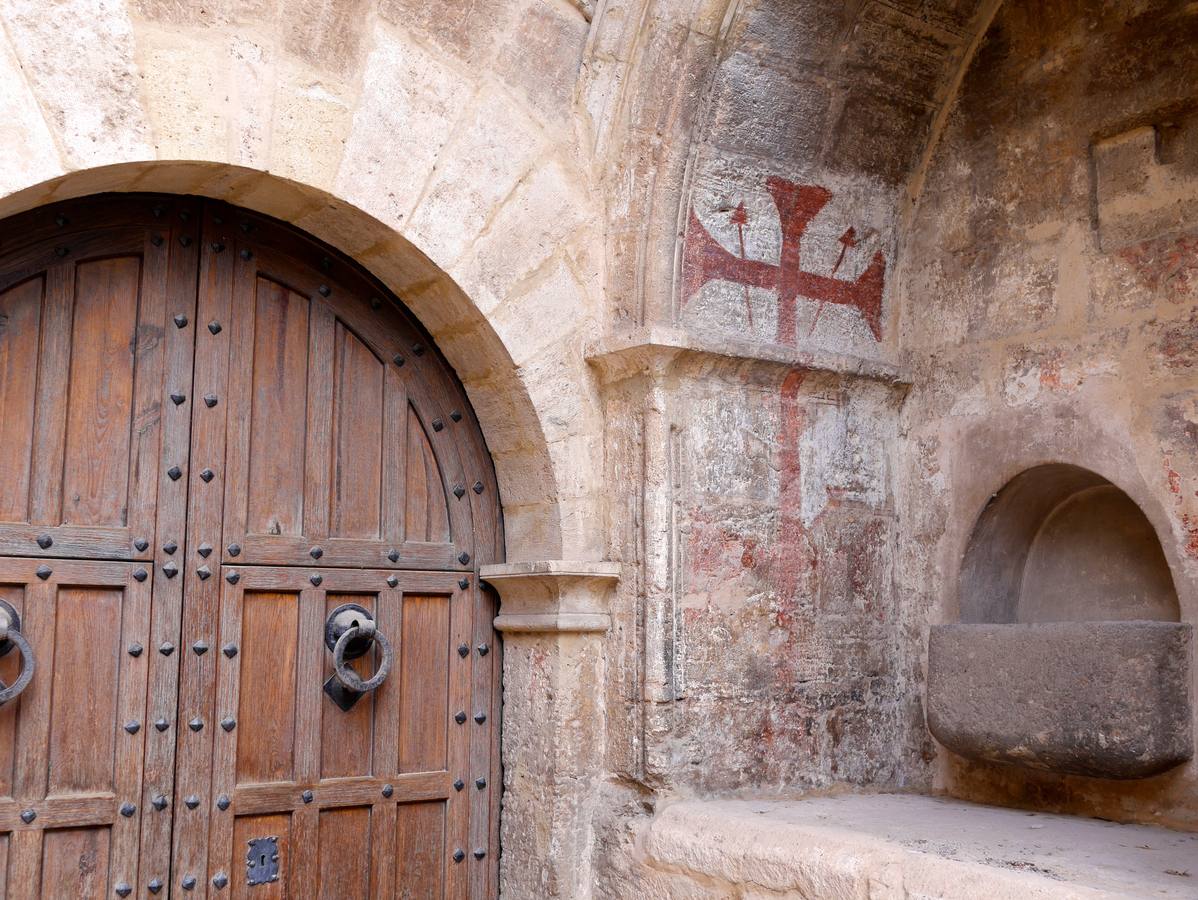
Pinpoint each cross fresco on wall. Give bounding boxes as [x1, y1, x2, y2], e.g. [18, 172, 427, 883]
[681, 176, 887, 343]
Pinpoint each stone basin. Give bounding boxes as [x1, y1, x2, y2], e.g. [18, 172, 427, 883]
[927, 621, 1193, 779]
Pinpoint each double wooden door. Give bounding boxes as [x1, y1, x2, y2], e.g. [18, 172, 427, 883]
[0, 195, 502, 897]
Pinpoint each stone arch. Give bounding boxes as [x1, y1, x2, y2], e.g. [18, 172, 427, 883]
[959, 463, 1181, 625]
[0, 3, 606, 563]
[0, 160, 593, 564]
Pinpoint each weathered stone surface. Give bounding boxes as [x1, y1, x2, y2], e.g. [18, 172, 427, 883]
[1, 0, 152, 166]
[0, 0, 1194, 895]
[635, 796, 1198, 899]
[901, 0, 1198, 829]
[928, 622, 1193, 779]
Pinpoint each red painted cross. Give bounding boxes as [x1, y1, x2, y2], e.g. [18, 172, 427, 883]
[681, 177, 886, 342]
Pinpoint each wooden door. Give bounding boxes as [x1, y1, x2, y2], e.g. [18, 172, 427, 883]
[0, 196, 200, 895]
[0, 195, 502, 898]
[0, 559, 152, 898]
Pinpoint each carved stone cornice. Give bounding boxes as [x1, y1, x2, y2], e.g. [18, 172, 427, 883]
[585, 325, 913, 389]
[481, 560, 621, 634]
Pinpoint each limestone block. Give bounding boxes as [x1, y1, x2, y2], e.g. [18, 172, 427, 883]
[452, 160, 590, 315]
[928, 621, 1193, 778]
[1092, 124, 1198, 250]
[1, 0, 153, 167]
[334, 29, 470, 232]
[406, 87, 543, 265]
[0, 34, 62, 193]
[639, 796, 1198, 899]
[272, 59, 356, 189]
[482, 559, 618, 633]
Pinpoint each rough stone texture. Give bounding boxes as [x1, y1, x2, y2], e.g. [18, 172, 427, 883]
[634, 796, 1198, 898]
[0, 0, 1194, 897]
[900, 0, 1198, 829]
[958, 464, 1180, 624]
[928, 622, 1193, 779]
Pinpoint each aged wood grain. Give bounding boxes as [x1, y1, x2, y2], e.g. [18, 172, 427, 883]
[0, 194, 500, 898]
[0, 278, 43, 523]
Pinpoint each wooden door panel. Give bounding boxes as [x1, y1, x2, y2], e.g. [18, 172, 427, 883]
[396, 801, 447, 900]
[202, 567, 471, 898]
[214, 235, 474, 572]
[0, 195, 502, 897]
[316, 805, 373, 898]
[0, 221, 198, 562]
[0, 559, 153, 899]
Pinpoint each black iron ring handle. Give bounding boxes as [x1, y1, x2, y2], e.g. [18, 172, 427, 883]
[0, 628, 34, 706]
[332, 623, 392, 693]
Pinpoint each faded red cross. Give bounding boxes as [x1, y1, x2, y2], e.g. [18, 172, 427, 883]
[681, 177, 887, 342]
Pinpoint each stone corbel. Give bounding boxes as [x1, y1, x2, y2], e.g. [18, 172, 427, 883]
[480, 560, 620, 633]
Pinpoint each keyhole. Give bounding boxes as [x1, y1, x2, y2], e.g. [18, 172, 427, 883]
[259, 852, 267, 867]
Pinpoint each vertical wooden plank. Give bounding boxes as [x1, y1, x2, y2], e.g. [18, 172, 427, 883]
[330, 322, 385, 540]
[219, 247, 258, 556]
[46, 587, 121, 794]
[236, 592, 299, 784]
[302, 297, 335, 544]
[0, 584, 26, 796]
[230, 813, 291, 900]
[40, 826, 110, 899]
[7, 829, 42, 900]
[395, 801, 446, 900]
[382, 369, 407, 555]
[246, 279, 311, 538]
[28, 263, 74, 526]
[318, 807, 372, 898]
[398, 595, 450, 773]
[0, 277, 44, 523]
[320, 592, 376, 779]
[445, 590, 472, 899]
[206, 574, 244, 895]
[110, 570, 152, 893]
[372, 581, 401, 900]
[467, 581, 495, 898]
[139, 201, 201, 894]
[61, 257, 139, 528]
[295, 586, 323, 785]
[126, 227, 170, 561]
[173, 202, 236, 894]
[13, 579, 55, 802]
[485, 587, 502, 899]
[6, 575, 50, 900]
[405, 410, 451, 545]
[290, 584, 323, 895]
[0, 831, 11, 897]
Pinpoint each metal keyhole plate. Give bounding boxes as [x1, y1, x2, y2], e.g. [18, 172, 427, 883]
[246, 835, 279, 886]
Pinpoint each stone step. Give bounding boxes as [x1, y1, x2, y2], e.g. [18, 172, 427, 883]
[639, 795, 1198, 899]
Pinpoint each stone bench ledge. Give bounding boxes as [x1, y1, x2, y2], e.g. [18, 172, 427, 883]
[640, 795, 1197, 899]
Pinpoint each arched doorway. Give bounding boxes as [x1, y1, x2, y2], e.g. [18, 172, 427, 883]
[0, 194, 502, 897]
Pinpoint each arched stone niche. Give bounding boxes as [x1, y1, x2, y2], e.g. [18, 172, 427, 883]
[929, 464, 1193, 780]
[958, 464, 1181, 625]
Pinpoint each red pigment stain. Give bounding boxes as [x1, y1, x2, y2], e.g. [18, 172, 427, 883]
[1182, 513, 1198, 558]
[682, 178, 887, 342]
[1164, 454, 1182, 497]
[1038, 354, 1063, 390]
[770, 369, 814, 603]
[688, 511, 760, 577]
[1119, 233, 1198, 302]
